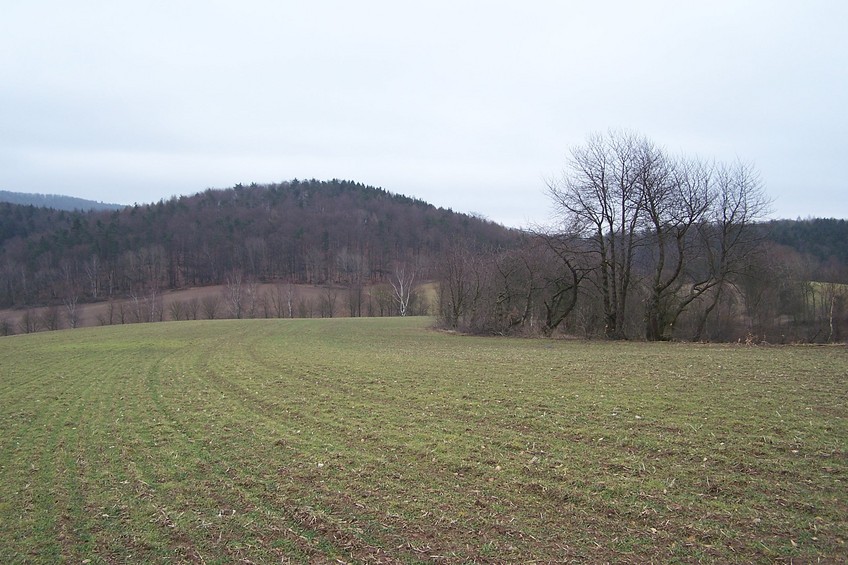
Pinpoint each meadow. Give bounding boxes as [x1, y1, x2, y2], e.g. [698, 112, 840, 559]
[0, 317, 845, 563]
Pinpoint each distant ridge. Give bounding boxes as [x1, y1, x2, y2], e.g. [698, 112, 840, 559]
[0, 190, 124, 211]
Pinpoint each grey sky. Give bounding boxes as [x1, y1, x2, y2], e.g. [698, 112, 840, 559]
[2, 1, 845, 227]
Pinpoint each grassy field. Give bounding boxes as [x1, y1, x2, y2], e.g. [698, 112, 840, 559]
[0, 318, 845, 563]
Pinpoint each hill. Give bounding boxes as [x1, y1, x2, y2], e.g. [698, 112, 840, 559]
[0, 179, 518, 309]
[764, 218, 848, 280]
[0, 189, 124, 212]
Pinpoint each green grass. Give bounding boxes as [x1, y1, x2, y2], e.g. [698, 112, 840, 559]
[1, 317, 846, 563]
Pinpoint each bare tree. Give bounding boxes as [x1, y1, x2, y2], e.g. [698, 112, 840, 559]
[319, 287, 337, 318]
[85, 254, 100, 299]
[437, 244, 483, 329]
[548, 130, 646, 338]
[269, 282, 285, 318]
[201, 295, 221, 319]
[186, 298, 200, 320]
[226, 271, 244, 319]
[370, 284, 394, 316]
[390, 264, 416, 317]
[286, 283, 296, 318]
[337, 248, 366, 316]
[18, 309, 41, 334]
[244, 277, 259, 318]
[691, 160, 771, 340]
[549, 132, 770, 340]
[41, 305, 62, 331]
[64, 295, 80, 328]
[532, 232, 588, 336]
[168, 300, 187, 321]
[641, 154, 713, 340]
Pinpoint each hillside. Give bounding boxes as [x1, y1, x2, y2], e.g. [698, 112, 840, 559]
[764, 218, 848, 280]
[0, 190, 124, 212]
[0, 179, 518, 309]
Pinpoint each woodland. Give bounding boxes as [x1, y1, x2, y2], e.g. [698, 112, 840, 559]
[1, 156, 847, 341]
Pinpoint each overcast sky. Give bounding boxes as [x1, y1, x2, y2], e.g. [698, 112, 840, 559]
[2, 1, 845, 227]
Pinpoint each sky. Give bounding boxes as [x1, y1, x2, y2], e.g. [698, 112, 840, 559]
[2, 1, 846, 228]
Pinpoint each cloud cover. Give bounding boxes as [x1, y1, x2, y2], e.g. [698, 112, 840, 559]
[2, 1, 846, 227]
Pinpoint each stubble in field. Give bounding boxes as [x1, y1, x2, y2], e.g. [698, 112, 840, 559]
[1, 317, 845, 563]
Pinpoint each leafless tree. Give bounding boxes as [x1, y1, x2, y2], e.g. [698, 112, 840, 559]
[641, 154, 713, 340]
[201, 295, 221, 319]
[41, 305, 61, 331]
[18, 309, 41, 334]
[286, 283, 296, 318]
[244, 277, 259, 318]
[532, 232, 588, 336]
[85, 254, 100, 299]
[369, 284, 394, 316]
[226, 271, 244, 318]
[548, 130, 646, 338]
[549, 131, 771, 340]
[186, 298, 200, 320]
[691, 160, 771, 340]
[390, 264, 416, 317]
[319, 287, 337, 318]
[64, 295, 80, 328]
[437, 244, 483, 329]
[168, 300, 187, 321]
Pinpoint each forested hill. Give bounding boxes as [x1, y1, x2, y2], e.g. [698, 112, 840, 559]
[0, 190, 123, 212]
[765, 218, 848, 273]
[0, 179, 517, 308]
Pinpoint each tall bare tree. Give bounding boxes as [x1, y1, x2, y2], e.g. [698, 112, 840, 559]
[641, 154, 713, 340]
[548, 130, 646, 338]
[550, 131, 769, 340]
[691, 160, 770, 340]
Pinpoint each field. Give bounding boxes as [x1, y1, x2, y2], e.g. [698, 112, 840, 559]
[1, 318, 845, 563]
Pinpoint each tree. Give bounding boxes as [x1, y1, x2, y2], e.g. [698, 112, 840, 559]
[548, 130, 647, 338]
[319, 287, 338, 318]
[690, 160, 770, 340]
[532, 232, 587, 336]
[226, 270, 244, 319]
[201, 295, 221, 320]
[168, 300, 187, 321]
[549, 131, 770, 340]
[436, 244, 483, 329]
[641, 154, 712, 340]
[64, 295, 80, 328]
[389, 263, 416, 317]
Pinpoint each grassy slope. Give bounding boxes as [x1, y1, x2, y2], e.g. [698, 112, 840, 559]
[0, 318, 845, 563]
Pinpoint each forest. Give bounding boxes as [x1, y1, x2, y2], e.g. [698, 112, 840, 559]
[1, 165, 846, 342]
[0, 179, 513, 319]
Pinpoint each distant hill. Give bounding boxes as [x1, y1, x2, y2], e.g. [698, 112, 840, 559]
[0, 190, 124, 211]
[0, 179, 519, 309]
[765, 218, 848, 266]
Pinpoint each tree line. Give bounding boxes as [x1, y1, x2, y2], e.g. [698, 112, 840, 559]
[434, 131, 848, 342]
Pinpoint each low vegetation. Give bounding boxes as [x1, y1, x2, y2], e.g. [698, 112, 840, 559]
[1, 318, 846, 562]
